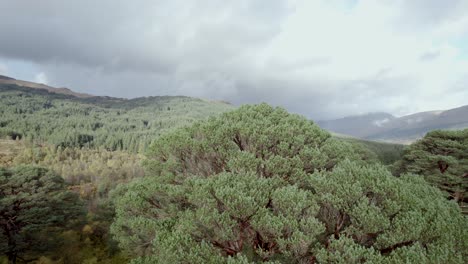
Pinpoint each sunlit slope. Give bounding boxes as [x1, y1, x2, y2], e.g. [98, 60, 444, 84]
[0, 81, 234, 152]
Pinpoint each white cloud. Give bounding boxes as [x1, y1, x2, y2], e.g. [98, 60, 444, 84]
[0, 63, 6, 75]
[255, 0, 468, 116]
[34, 72, 48, 84]
[373, 118, 390, 127]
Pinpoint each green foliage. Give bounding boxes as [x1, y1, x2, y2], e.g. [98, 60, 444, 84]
[0, 140, 23, 167]
[1, 144, 143, 262]
[0, 166, 85, 263]
[395, 129, 468, 213]
[12, 145, 145, 202]
[0, 82, 231, 261]
[338, 137, 405, 165]
[55, 225, 129, 264]
[142, 103, 366, 179]
[0, 84, 233, 152]
[112, 104, 468, 263]
[311, 161, 467, 263]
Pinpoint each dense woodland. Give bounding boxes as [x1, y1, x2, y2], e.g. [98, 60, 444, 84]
[0, 84, 234, 152]
[1, 85, 467, 263]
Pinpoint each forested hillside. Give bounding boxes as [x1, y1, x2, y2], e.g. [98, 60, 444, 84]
[1, 82, 466, 263]
[0, 83, 234, 152]
[0, 81, 235, 263]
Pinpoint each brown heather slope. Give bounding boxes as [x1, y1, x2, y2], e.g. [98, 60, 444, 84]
[0, 74, 93, 98]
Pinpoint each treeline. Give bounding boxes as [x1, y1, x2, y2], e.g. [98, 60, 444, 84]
[0, 84, 233, 152]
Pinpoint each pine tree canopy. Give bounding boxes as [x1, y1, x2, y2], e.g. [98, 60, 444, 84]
[395, 129, 468, 213]
[0, 166, 85, 263]
[111, 104, 468, 263]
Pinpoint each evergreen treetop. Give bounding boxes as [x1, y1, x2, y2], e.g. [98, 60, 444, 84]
[112, 104, 468, 263]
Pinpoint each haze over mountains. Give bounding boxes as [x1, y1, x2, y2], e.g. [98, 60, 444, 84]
[318, 106, 468, 144]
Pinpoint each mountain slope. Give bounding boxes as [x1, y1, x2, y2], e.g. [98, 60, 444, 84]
[318, 106, 468, 144]
[318, 112, 396, 138]
[0, 76, 234, 152]
[0, 74, 93, 98]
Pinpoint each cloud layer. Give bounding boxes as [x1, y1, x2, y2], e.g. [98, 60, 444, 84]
[0, 0, 467, 119]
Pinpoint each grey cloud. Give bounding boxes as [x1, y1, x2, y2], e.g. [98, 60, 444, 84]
[268, 57, 332, 72]
[419, 51, 441, 61]
[395, 0, 468, 30]
[0, 0, 287, 73]
[0, 0, 466, 120]
[27, 56, 456, 120]
[0, 63, 6, 74]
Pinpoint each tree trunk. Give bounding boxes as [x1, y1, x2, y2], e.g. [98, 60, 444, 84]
[453, 191, 464, 204]
[7, 252, 17, 264]
[6, 231, 18, 264]
[437, 161, 449, 173]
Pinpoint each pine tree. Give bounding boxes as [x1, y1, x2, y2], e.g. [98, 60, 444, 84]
[0, 166, 85, 263]
[395, 129, 468, 212]
[111, 104, 468, 263]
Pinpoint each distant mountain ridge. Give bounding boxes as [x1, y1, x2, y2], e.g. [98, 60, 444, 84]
[318, 106, 468, 144]
[0, 74, 93, 98]
[318, 112, 396, 138]
[0, 75, 15, 80]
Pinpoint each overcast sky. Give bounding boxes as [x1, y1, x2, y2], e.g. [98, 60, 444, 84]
[0, 0, 467, 119]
